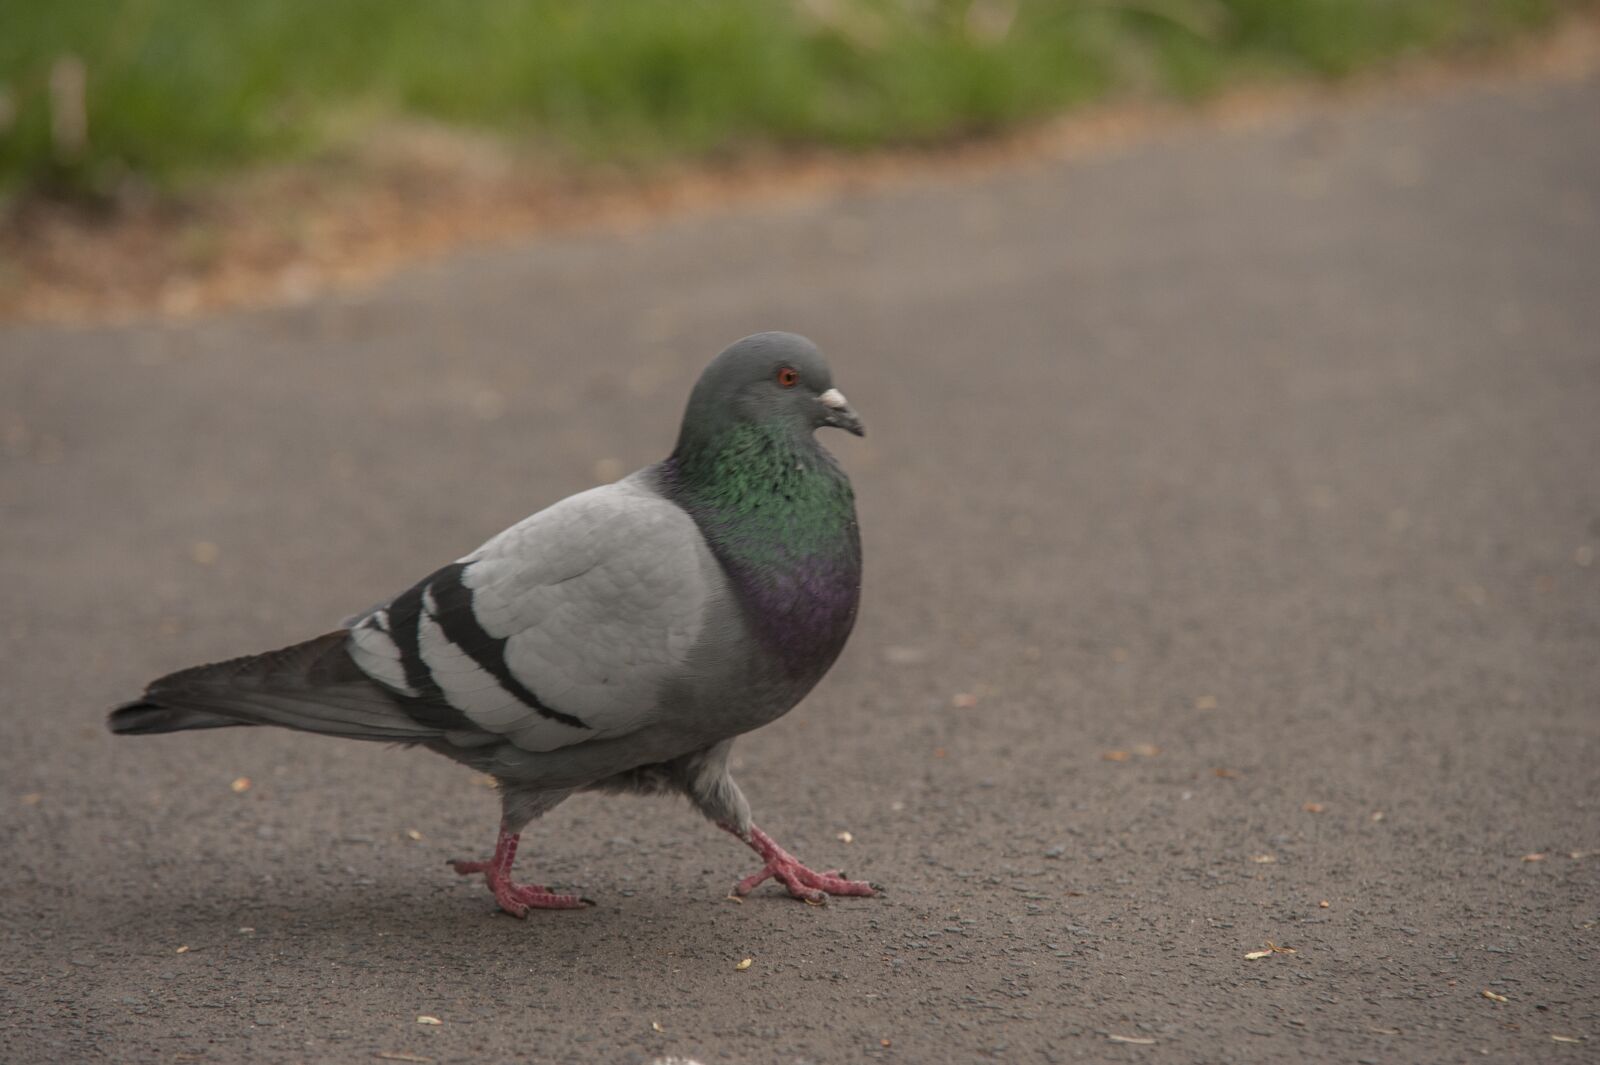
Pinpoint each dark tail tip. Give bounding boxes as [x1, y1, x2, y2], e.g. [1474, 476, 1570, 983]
[109, 699, 244, 735]
[108, 700, 177, 735]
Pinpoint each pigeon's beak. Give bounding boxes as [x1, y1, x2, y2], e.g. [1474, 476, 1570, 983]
[817, 388, 865, 437]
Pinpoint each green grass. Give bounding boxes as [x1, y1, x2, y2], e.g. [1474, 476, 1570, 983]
[0, 0, 1575, 199]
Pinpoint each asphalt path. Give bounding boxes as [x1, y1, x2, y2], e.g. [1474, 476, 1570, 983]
[3, 70, 1597, 1064]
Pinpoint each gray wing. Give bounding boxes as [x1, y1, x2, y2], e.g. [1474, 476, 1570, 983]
[347, 474, 720, 753]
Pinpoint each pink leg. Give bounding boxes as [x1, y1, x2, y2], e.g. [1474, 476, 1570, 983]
[720, 823, 877, 904]
[449, 826, 590, 917]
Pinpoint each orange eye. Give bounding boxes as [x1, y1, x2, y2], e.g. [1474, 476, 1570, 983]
[776, 366, 800, 389]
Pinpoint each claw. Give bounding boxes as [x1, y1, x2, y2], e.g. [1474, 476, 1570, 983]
[722, 823, 877, 903]
[453, 827, 590, 917]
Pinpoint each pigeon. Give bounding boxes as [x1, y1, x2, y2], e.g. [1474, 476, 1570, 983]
[110, 332, 877, 917]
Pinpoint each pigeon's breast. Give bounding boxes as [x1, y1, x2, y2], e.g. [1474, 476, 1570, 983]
[734, 554, 857, 673]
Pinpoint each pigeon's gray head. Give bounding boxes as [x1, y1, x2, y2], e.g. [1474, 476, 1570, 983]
[678, 332, 864, 445]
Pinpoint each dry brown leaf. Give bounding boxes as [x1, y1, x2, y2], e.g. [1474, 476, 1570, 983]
[1302, 802, 1325, 813]
[1319, 899, 1330, 908]
[1482, 990, 1508, 1003]
[1102, 750, 1131, 762]
[880, 1038, 893, 1048]
[1108, 1034, 1156, 1044]
[416, 1015, 443, 1025]
[230, 777, 251, 793]
[1213, 767, 1239, 779]
[1244, 950, 1272, 960]
[405, 828, 424, 841]
[735, 958, 752, 971]
[724, 894, 743, 904]
[651, 1021, 664, 1033]
[175, 945, 190, 954]
[1266, 941, 1297, 954]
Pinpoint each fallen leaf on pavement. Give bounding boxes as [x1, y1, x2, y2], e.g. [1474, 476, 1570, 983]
[230, 777, 251, 793]
[1246, 941, 1296, 960]
[1102, 750, 1131, 762]
[1482, 990, 1508, 1003]
[1108, 1034, 1156, 1045]
[416, 1016, 442, 1025]
[1213, 767, 1239, 779]
[1302, 802, 1325, 813]
[1552, 1034, 1583, 1043]
[735, 958, 752, 971]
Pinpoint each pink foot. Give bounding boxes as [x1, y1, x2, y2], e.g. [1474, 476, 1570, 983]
[722, 823, 877, 904]
[450, 827, 591, 918]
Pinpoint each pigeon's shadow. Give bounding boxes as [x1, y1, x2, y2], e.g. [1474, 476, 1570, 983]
[91, 874, 776, 969]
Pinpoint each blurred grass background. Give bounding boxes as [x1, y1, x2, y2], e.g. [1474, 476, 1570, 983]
[0, 0, 1580, 202]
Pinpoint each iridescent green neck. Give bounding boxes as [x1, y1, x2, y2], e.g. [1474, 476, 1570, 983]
[661, 422, 861, 676]
[667, 423, 854, 559]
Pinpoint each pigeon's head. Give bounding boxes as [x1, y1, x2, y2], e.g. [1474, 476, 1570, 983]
[681, 332, 864, 442]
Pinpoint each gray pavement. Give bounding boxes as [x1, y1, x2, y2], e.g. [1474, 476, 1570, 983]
[2, 70, 1598, 1064]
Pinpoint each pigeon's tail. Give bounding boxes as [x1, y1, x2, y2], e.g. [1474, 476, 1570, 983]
[108, 631, 442, 743]
[108, 703, 248, 734]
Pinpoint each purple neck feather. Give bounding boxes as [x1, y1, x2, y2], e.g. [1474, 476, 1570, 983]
[656, 447, 861, 681]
